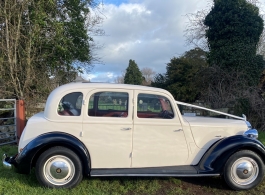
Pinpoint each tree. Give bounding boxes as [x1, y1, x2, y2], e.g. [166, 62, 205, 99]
[204, 0, 264, 85]
[185, 8, 210, 50]
[200, 0, 265, 129]
[184, 0, 265, 129]
[152, 74, 167, 89]
[200, 0, 265, 107]
[114, 67, 155, 85]
[114, 71, 125, 84]
[141, 67, 156, 86]
[185, 0, 265, 57]
[0, 0, 102, 104]
[152, 48, 208, 102]
[124, 60, 143, 85]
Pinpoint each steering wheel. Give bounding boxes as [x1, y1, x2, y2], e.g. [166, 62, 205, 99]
[159, 110, 173, 119]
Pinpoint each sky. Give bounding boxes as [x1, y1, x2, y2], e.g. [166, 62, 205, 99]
[85, 0, 213, 82]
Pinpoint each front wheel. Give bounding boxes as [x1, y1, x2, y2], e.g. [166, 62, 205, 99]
[223, 150, 264, 190]
[35, 146, 83, 188]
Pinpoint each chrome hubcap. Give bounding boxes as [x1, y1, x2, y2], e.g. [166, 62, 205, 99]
[43, 155, 75, 185]
[231, 157, 259, 185]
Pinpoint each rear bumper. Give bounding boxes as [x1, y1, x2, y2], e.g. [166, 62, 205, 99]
[2, 154, 17, 170]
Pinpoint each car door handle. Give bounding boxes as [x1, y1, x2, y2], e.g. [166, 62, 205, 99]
[174, 129, 183, 132]
[121, 128, 132, 131]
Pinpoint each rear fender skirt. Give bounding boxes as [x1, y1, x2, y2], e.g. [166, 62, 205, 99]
[197, 135, 265, 174]
[15, 132, 90, 175]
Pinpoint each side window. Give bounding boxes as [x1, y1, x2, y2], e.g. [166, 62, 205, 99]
[88, 91, 128, 117]
[137, 93, 174, 119]
[58, 92, 83, 116]
[88, 94, 94, 110]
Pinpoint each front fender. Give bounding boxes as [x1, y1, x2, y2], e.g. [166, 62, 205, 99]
[15, 132, 90, 175]
[198, 135, 265, 174]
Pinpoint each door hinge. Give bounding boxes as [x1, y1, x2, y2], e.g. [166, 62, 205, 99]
[130, 152, 133, 158]
[80, 131, 84, 137]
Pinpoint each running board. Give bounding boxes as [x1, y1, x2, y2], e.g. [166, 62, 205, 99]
[90, 166, 220, 177]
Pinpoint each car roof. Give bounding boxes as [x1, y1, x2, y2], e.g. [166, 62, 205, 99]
[44, 82, 173, 120]
[52, 82, 168, 94]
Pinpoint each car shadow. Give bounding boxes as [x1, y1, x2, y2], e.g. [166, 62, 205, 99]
[177, 176, 230, 190]
[85, 175, 231, 190]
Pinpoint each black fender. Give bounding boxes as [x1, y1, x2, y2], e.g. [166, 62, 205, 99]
[15, 132, 90, 175]
[197, 135, 265, 174]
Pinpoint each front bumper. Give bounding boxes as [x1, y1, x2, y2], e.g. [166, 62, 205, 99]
[2, 154, 17, 170]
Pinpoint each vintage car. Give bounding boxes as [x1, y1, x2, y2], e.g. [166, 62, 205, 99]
[2, 83, 265, 190]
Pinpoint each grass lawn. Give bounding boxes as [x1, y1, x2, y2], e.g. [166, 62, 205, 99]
[1, 132, 265, 195]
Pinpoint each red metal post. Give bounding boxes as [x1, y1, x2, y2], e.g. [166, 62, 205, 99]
[16, 100, 26, 143]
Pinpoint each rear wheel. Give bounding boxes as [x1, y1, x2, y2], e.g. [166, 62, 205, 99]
[35, 146, 83, 188]
[223, 150, 264, 190]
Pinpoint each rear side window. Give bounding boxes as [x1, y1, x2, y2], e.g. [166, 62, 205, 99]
[58, 92, 83, 116]
[88, 91, 128, 117]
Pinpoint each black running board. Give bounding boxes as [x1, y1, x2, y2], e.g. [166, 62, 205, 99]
[90, 166, 220, 177]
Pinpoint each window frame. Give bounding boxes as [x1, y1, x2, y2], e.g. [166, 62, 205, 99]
[57, 92, 83, 117]
[136, 92, 175, 119]
[87, 91, 129, 118]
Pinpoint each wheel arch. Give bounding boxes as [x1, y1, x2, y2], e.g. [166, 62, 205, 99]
[234, 145, 265, 164]
[31, 141, 91, 175]
[197, 135, 265, 174]
[16, 132, 91, 175]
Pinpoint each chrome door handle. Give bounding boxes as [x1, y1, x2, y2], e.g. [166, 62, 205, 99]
[174, 129, 183, 132]
[121, 128, 132, 131]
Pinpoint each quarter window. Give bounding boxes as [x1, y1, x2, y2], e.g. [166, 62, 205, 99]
[88, 92, 128, 117]
[137, 93, 174, 119]
[58, 92, 83, 116]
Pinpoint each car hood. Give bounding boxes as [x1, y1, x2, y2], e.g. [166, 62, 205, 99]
[183, 116, 247, 149]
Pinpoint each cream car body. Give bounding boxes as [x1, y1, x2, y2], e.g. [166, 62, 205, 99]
[3, 83, 264, 190]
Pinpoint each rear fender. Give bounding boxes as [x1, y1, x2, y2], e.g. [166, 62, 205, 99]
[15, 132, 90, 175]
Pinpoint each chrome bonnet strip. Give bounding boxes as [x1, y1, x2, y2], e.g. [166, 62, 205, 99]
[176, 101, 244, 120]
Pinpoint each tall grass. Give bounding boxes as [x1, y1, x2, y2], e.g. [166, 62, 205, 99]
[259, 131, 265, 144]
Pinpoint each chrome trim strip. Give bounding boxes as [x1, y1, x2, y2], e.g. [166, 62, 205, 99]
[245, 121, 252, 130]
[176, 101, 244, 120]
[91, 173, 220, 177]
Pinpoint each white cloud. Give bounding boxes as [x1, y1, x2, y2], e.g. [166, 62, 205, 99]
[85, 72, 117, 82]
[89, 0, 210, 82]
[107, 72, 114, 78]
[85, 74, 97, 80]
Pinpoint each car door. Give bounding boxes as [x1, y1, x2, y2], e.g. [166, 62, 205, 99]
[82, 89, 133, 168]
[132, 91, 189, 167]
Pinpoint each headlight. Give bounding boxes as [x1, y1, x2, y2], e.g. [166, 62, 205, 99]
[244, 129, 258, 139]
